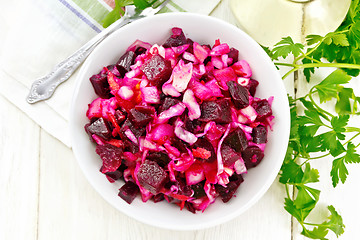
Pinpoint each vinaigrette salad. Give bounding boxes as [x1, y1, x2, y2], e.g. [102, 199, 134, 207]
[84, 28, 274, 213]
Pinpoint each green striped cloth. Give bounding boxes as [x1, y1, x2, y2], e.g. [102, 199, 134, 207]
[62, 0, 221, 33]
[0, 0, 221, 147]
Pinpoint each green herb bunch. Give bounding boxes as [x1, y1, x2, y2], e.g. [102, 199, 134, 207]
[264, 0, 360, 239]
[102, 0, 159, 27]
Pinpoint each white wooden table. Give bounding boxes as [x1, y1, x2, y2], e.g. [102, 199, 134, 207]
[1, 0, 359, 239]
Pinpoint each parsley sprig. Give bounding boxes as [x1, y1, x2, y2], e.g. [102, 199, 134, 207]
[102, 0, 158, 28]
[266, 1, 360, 239]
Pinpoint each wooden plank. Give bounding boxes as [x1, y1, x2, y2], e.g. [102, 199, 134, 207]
[0, 94, 40, 240]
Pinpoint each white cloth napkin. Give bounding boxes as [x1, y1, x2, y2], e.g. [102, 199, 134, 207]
[0, 0, 221, 147]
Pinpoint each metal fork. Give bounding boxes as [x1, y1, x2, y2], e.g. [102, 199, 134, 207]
[27, 0, 170, 104]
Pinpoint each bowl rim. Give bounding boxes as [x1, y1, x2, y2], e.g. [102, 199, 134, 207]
[69, 12, 290, 231]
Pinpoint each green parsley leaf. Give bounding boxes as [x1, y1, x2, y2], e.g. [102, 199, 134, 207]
[319, 131, 345, 157]
[272, 37, 304, 60]
[279, 160, 303, 184]
[302, 226, 328, 240]
[102, 0, 134, 28]
[344, 142, 360, 163]
[314, 70, 351, 103]
[331, 156, 348, 187]
[133, 0, 155, 9]
[335, 87, 354, 114]
[326, 205, 345, 237]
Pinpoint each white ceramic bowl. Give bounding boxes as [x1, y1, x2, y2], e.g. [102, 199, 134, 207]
[70, 12, 290, 231]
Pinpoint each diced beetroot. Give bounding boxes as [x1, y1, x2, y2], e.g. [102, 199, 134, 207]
[199, 99, 232, 124]
[90, 72, 110, 99]
[147, 151, 170, 168]
[114, 109, 126, 126]
[171, 137, 190, 154]
[242, 146, 264, 168]
[252, 125, 267, 143]
[140, 54, 172, 86]
[192, 137, 216, 162]
[163, 27, 187, 47]
[96, 144, 123, 173]
[221, 144, 241, 167]
[252, 99, 273, 121]
[248, 79, 259, 97]
[227, 48, 239, 66]
[158, 97, 180, 113]
[226, 81, 249, 109]
[116, 50, 136, 77]
[135, 105, 156, 116]
[136, 160, 168, 194]
[105, 170, 123, 182]
[128, 108, 153, 127]
[153, 193, 165, 203]
[185, 202, 196, 214]
[191, 182, 206, 198]
[86, 117, 112, 140]
[183, 116, 201, 134]
[224, 128, 248, 152]
[135, 46, 147, 56]
[213, 67, 237, 89]
[120, 119, 146, 140]
[215, 174, 243, 203]
[118, 181, 139, 204]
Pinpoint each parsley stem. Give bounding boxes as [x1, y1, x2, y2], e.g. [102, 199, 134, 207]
[275, 62, 296, 67]
[297, 62, 360, 70]
[308, 88, 334, 118]
[305, 153, 331, 160]
[345, 127, 360, 133]
[282, 67, 299, 80]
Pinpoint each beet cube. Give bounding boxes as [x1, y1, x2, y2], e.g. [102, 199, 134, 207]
[215, 174, 243, 203]
[140, 54, 172, 86]
[192, 137, 216, 162]
[191, 182, 206, 199]
[224, 128, 248, 152]
[242, 146, 264, 168]
[147, 151, 170, 168]
[136, 160, 168, 194]
[221, 144, 241, 167]
[116, 50, 135, 77]
[135, 47, 147, 56]
[199, 99, 232, 124]
[226, 81, 249, 109]
[135, 105, 156, 116]
[158, 97, 180, 113]
[163, 27, 187, 48]
[183, 116, 201, 133]
[128, 108, 153, 127]
[86, 117, 112, 140]
[153, 193, 165, 203]
[252, 125, 267, 143]
[252, 99, 272, 120]
[96, 144, 123, 173]
[105, 170, 123, 182]
[185, 202, 196, 214]
[120, 119, 146, 140]
[114, 109, 126, 126]
[90, 73, 110, 99]
[118, 181, 139, 204]
[248, 79, 259, 97]
[227, 48, 239, 66]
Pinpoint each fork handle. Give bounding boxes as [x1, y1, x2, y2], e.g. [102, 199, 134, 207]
[26, 17, 131, 104]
